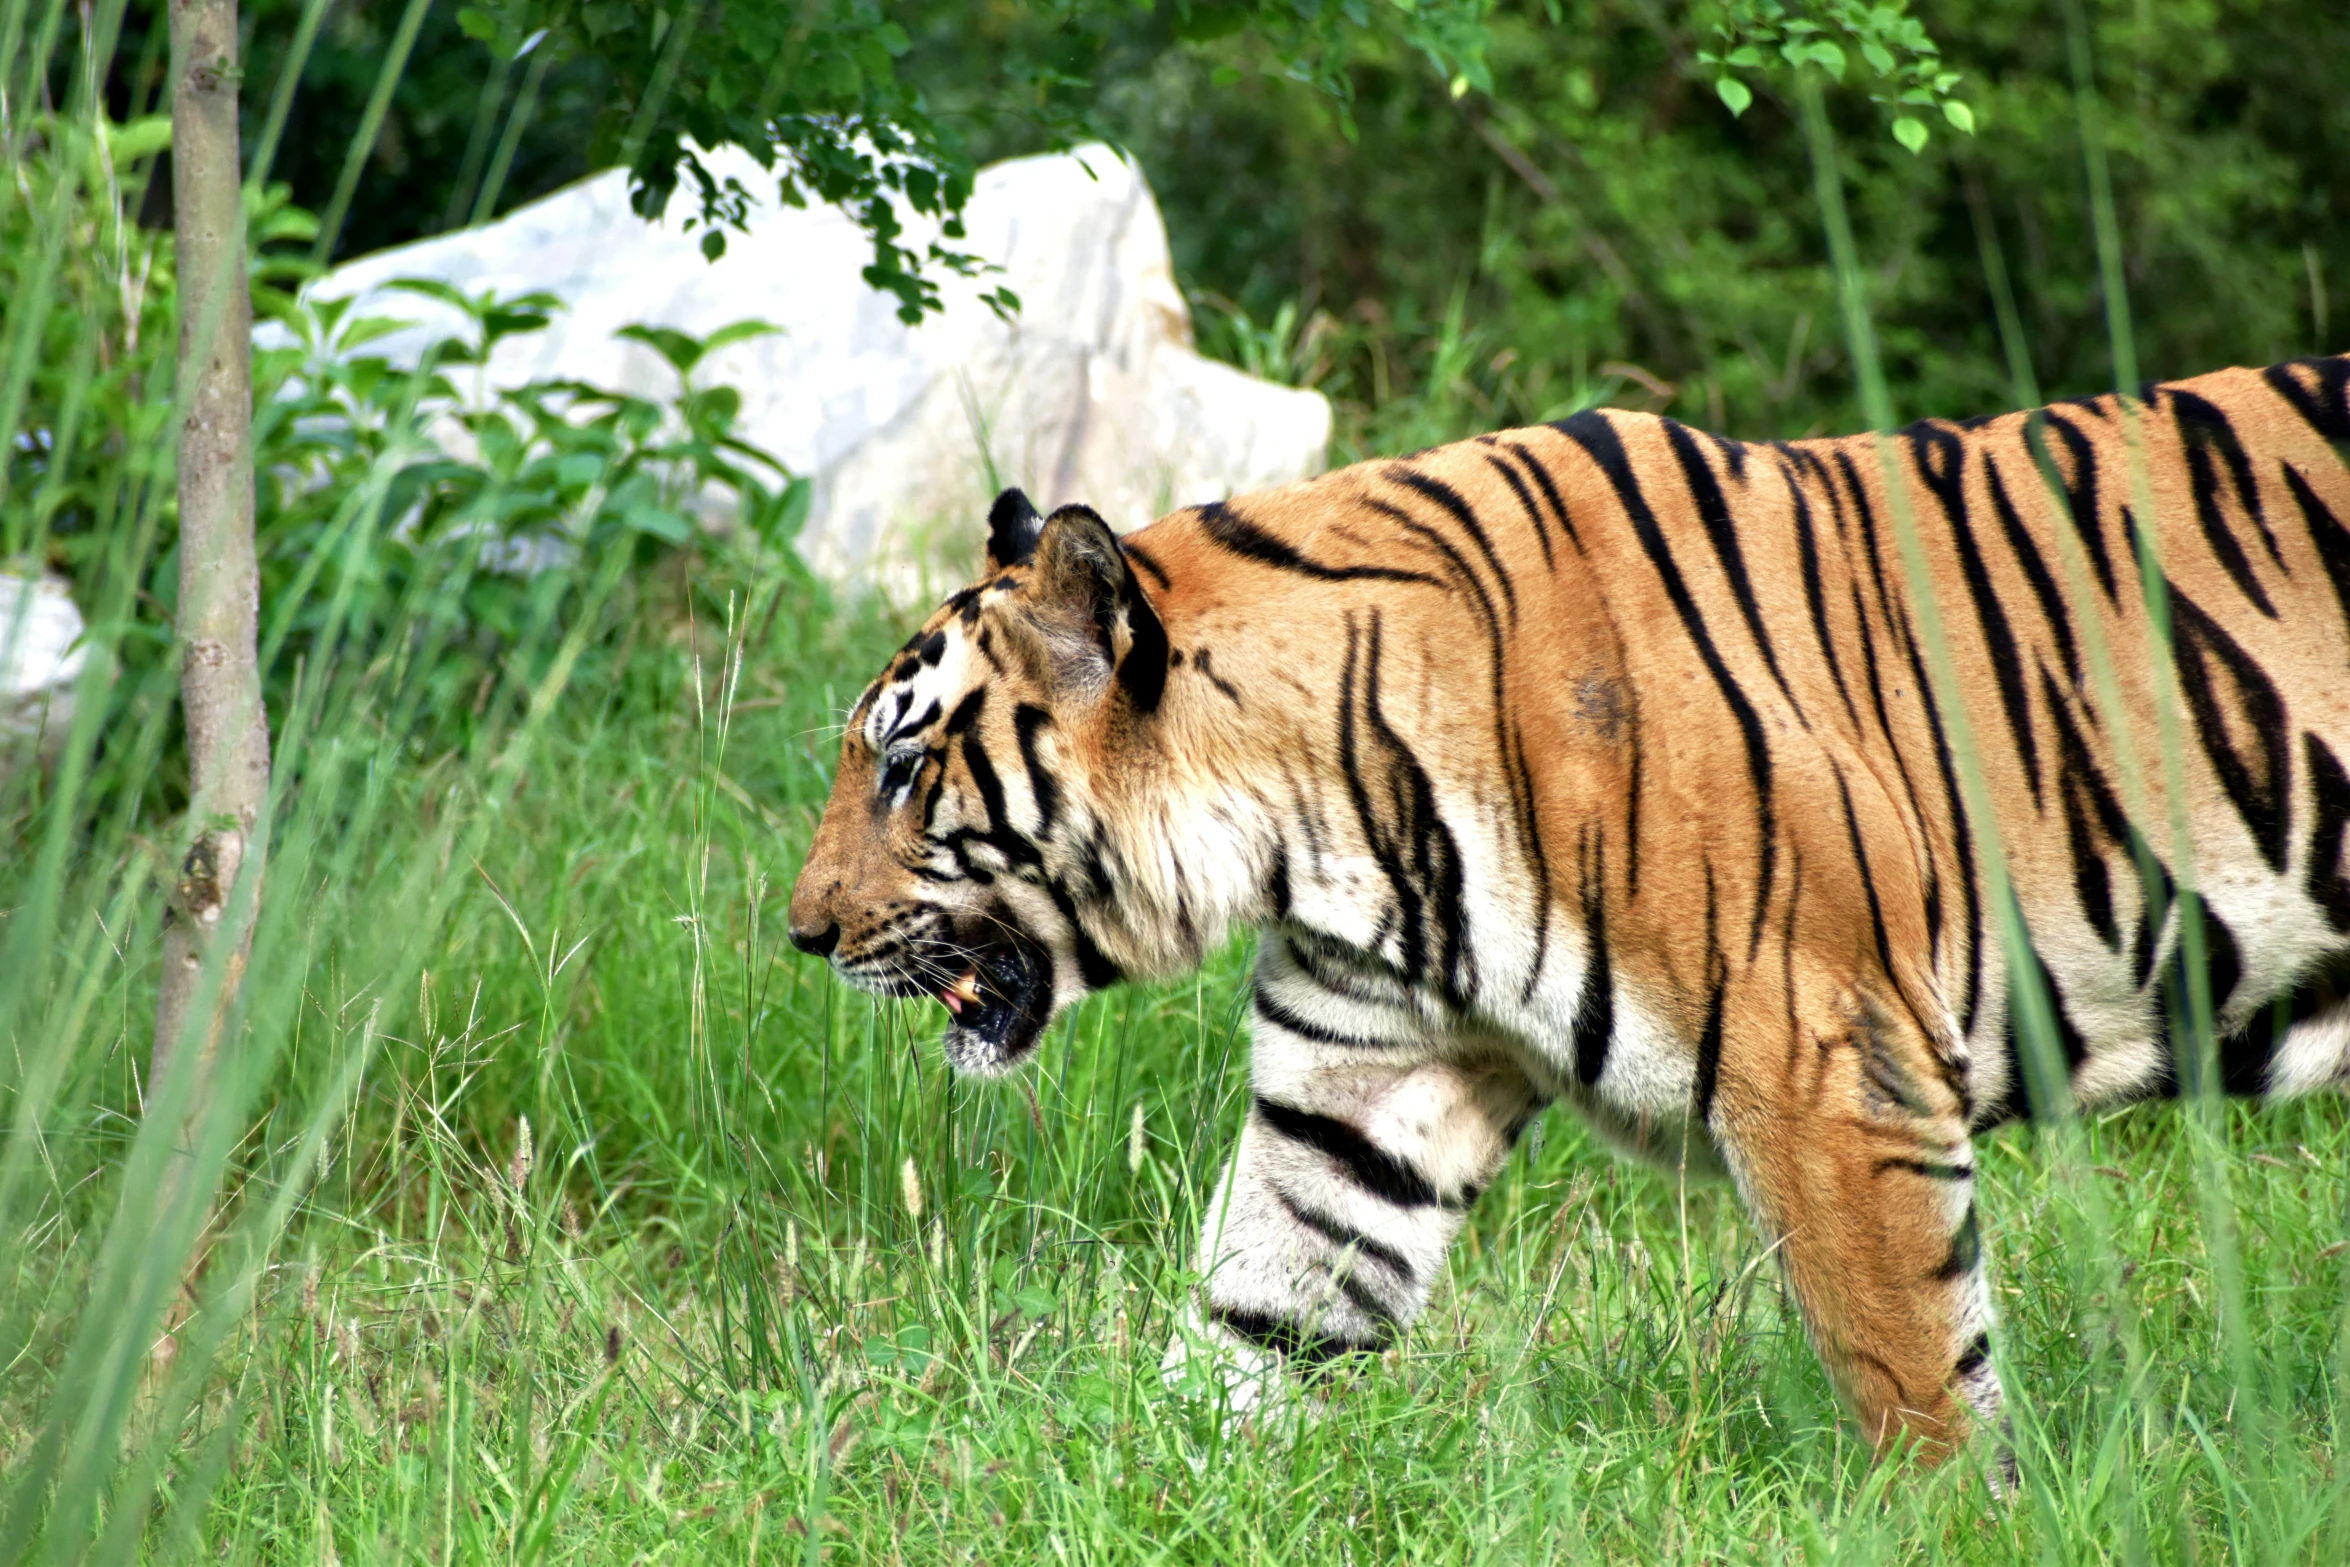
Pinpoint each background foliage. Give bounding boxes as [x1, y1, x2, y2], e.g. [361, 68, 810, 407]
[122, 0, 2350, 445]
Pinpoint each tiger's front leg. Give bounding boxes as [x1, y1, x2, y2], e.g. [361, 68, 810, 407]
[1165, 937, 1543, 1410]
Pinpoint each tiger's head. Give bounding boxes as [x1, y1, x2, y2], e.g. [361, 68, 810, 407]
[786, 488, 1180, 1074]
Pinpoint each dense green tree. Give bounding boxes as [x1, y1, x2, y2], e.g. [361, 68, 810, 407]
[129, 0, 2350, 440]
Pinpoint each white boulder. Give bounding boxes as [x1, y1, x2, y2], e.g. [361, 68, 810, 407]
[0, 571, 85, 779]
[288, 144, 1331, 583]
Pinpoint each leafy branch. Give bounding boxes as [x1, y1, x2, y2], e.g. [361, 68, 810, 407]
[465, 0, 1501, 323]
[1700, 0, 1975, 153]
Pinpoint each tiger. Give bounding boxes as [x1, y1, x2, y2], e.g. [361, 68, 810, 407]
[786, 353, 2350, 1464]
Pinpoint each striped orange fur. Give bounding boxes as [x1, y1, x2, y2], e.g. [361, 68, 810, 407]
[789, 355, 2350, 1462]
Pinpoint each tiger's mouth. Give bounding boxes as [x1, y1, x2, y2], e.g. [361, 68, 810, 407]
[933, 931, 1054, 1074]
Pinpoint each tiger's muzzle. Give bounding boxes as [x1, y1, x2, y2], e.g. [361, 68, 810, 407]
[794, 905, 1057, 1075]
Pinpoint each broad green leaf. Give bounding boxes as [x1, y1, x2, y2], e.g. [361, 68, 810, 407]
[106, 115, 172, 162]
[701, 319, 783, 356]
[1716, 77, 1754, 117]
[1893, 116, 1930, 154]
[620, 501, 693, 544]
[1943, 99, 1977, 134]
[614, 324, 707, 376]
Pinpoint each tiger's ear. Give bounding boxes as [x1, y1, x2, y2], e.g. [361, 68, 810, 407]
[985, 488, 1044, 572]
[1023, 504, 1168, 713]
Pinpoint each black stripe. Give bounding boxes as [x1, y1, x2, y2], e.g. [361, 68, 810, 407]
[1511, 725, 1554, 1003]
[1195, 500, 1441, 587]
[2263, 357, 2350, 450]
[1786, 460, 1862, 733]
[944, 687, 986, 736]
[1693, 866, 1728, 1124]
[1572, 835, 1614, 1087]
[1335, 613, 1472, 1001]
[1206, 1304, 1368, 1366]
[1388, 468, 1518, 623]
[1984, 452, 2081, 688]
[1625, 719, 1644, 901]
[1192, 647, 1245, 707]
[2035, 411, 2120, 602]
[1839, 448, 1983, 1035]
[2167, 580, 2292, 872]
[2171, 387, 2286, 567]
[1501, 440, 1584, 553]
[1935, 1204, 1982, 1280]
[1254, 986, 1398, 1050]
[2307, 733, 2350, 932]
[1254, 1095, 1444, 1209]
[1121, 539, 1170, 588]
[1954, 1331, 1992, 1379]
[885, 697, 942, 746]
[2218, 951, 2350, 1098]
[2167, 388, 2280, 618]
[1557, 413, 1776, 951]
[2283, 462, 2350, 658]
[940, 717, 1043, 873]
[1834, 765, 1898, 981]
[2151, 895, 2247, 1097]
[1850, 582, 1945, 964]
[1115, 570, 1169, 713]
[1272, 1185, 1418, 1278]
[1012, 703, 1058, 835]
[2043, 667, 2119, 949]
[1480, 451, 1556, 572]
[1875, 1157, 1975, 1181]
[1911, 422, 2043, 809]
[1663, 419, 1805, 722]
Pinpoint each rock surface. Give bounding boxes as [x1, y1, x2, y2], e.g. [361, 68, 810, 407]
[289, 145, 1331, 582]
[1, 572, 85, 781]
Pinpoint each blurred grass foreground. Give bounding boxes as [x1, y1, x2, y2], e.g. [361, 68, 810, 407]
[6, 1, 2350, 1563]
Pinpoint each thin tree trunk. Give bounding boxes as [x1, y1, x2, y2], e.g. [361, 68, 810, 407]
[156, 0, 268, 1082]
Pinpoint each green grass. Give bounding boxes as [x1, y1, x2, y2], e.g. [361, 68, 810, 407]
[9, 549, 2350, 1565]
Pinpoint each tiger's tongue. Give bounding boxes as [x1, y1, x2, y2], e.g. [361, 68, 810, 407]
[939, 966, 982, 1017]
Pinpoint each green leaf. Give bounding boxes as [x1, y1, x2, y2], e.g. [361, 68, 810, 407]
[1012, 1285, 1055, 1319]
[456, 7, 497, 43]
[1892, 116, 1929, 154]
[555, 452, 605, 491]
[106, 114, 172, 162]
[1716, 77, 1753, 117]
[1943, 99, 1976, 134]
[700, 319, 782, 356]
[1807, 41, 1847, 80]
[1727, 45, 1763, 69]
[700, 228, 726, 262]
[619, 500, 692, 544]
[1861, 40, 1895, 76]
[614, 324, 705, 376]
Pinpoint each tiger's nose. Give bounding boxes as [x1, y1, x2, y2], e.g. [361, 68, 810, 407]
[789, 920, 840, 958]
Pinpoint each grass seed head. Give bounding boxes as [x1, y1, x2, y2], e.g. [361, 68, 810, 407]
[508, 1115, 534, 1193]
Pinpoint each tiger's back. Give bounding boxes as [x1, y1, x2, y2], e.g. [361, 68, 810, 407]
[1116, 355, 2350, 1131]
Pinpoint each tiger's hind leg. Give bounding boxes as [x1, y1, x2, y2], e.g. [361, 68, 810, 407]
[1705, 963, 1999, 1464]
[1164, 942, 1543, 1412]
